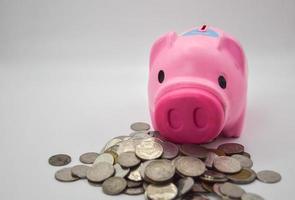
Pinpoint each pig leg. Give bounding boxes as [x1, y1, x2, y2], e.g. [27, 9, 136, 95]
[222, 108, 245, 138]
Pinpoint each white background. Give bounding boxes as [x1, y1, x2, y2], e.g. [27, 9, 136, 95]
[0, 0, 294, 199]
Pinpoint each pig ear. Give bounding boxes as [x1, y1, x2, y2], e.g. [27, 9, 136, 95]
[218, 35, 246, 74]
[150, 32, 178, 70]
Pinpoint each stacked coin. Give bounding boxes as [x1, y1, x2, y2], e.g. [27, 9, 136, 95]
[49, 122, 281, 200]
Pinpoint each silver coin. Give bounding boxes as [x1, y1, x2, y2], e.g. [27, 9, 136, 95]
[200, 181, 214, 193]
[204, 170, 227, 179]
[116, 139, 136, 155]
[175, 156, 206, 177]
[71, 165, 90, 179]
[227, 168, 257, 184]
[212, 183, 228, 198]
[125, 187, 145, 195]
[144, 191, 149, 200]
[49, 154, 71, 166]
[86, 162, 114, 182]
[231, 154, 253, 168]
[146, 183, 178, 200]
[115, 135, 132, 141]
[139, 160, 153, 179]
[177, 177, 194, 197]
[242, 193, 265, 200]
[132, 137, 156, 147]
[55, 167, 79, 182]
[130, 122, 151, 131]
[101, 138, 123, 153]
[102, 176, 127, 195]
[207, 148, 226, 156]
[191, 182, 208, 193]
[104, 147, 119, 162]
[117, 151, 141, 168]
[93, 153, 114, 165]
[143, 182, 148, 190]
[218, 143, 244, 155]
[79, 152, 99, 164]
[104, 144, 120, 156]
[135, 139, 163, 160]
[220, 182, 245, 199]
[129, 131, 151, 138]
[161, 141, 179, 159]
[204, 152, 218, 169]
[113, 163, 130, 178]
[257, 170, 281, 183]
[213, 156, 242, 174]
[200, 170, 228, 182]
[127, 165, 142, 182]
[180, 144, 209, 159]
[171, 156, 182, 167]
[241, 151, 251, 158]
[127, 180, 142, 188]
[144, 159, 175, 183]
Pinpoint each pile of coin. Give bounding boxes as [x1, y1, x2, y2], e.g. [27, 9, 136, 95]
[49, 122, 281, 200]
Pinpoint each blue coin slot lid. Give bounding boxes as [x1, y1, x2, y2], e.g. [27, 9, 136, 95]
[182, 29, 219, 37]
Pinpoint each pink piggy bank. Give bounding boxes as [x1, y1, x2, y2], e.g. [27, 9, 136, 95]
[148, 25, 247, 144]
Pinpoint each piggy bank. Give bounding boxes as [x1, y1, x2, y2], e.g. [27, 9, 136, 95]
[148, 25, 247, 144]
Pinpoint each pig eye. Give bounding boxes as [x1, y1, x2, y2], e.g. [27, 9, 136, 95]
[218, 75, 226, 89]
[158, 70, 165, 83]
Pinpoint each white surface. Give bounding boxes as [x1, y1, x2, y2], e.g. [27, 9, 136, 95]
[0, 0, 294, 199]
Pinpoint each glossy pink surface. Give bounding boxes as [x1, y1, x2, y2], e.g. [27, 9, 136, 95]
[148, 25, 247, 144]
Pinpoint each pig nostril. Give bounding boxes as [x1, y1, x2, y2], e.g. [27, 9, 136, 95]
[193, 108, 208, 128]
[168, 109, 181, 129]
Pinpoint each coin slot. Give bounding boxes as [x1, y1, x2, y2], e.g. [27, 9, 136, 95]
[200, 25, 207, 32]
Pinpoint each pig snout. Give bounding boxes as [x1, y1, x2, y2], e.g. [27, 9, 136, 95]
[154, 87, 225, 143]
